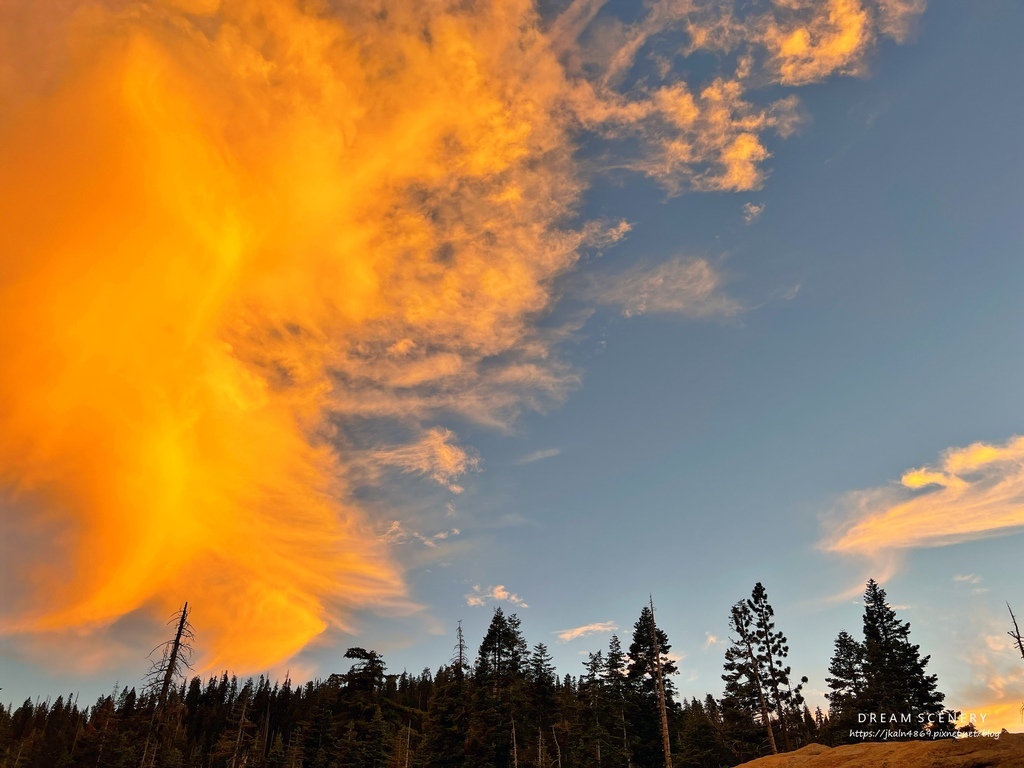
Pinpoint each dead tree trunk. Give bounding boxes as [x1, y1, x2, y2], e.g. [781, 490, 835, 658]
[1009, 603, 1024, 661]
[159, 602, 190, 708]
[511, 717, 519, 768]
[649, 597, 672, 768]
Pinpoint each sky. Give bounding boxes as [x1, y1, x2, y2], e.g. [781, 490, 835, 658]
[1, 0, 1023, 732]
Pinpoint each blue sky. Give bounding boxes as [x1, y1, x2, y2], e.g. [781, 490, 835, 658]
[373, 0, 1024, 721]
[2, 0, 1023, 731]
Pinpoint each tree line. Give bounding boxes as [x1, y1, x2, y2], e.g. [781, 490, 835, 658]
[0, 579, 961, 768]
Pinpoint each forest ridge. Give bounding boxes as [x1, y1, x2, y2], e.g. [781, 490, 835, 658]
[2, 579, 989, 768]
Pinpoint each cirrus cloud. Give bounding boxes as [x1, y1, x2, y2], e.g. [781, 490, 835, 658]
[556, 621, 618, 642]
[591, 257, 743, 319]
[826, 435, 1024, 558]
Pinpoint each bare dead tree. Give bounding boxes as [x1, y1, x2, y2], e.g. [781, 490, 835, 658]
[453, 620, 468, 685]
[144, 602, 195, 708]
[1008, 603, 1024, 724]
[1009, 603, 1024, 661]
[140, 603, 195, 767]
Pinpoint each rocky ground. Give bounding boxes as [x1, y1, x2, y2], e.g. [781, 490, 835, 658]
[737, 733, 1024, 767]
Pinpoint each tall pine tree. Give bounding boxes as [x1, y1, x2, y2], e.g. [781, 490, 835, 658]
[860, 580, 944, 722]
[825, 580, 944, 742]
[722, 600, 776, 759]
[626, 605, 677, 768]
[747, 583, 806, 751]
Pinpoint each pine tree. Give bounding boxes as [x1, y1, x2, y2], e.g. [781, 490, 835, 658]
[675, 697, 732, 768]
[859, 580, 944, 723]
[603, 635, 633, 768]
[345, 648, 387, 695]
[466, 609, 528, 768]
[362, 707, 391, 768]
[420, 622, 476, 767]
[420, 665, 468, 768]
[626, 606, 678, 700]
[747, 583, 806, 751]
[722, 600, 776, 757]
[209, 685, 256, 767]
[626, 605, 677, 768]
[528, 643, 558, 726]
[266, 733, 286, 768]
[578, 651, 613, 766]
[824, 629, 865, 731]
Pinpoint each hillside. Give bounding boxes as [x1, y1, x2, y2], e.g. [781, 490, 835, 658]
[738, 734, 1024, 767]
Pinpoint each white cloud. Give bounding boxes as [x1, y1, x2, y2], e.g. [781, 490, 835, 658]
[742, 202, 765, 223]
[381, 520, 461, 549]
[954, 574, 983, 585]
[515, 448, 563, 465]
[466, 584, 528, 608]
[591, 257, 742, 319]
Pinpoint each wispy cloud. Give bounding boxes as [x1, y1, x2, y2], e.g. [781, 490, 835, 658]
[556, 621, 618, 642]
[704, 632, 723, 648]
[591, 257, 742, 319]
[944, 609, 1024, 732]
[381, 521, 461, 550]
[825, 435, 1024, 558]
[742, 202, 765, 224]
[515, 448, 563, 465]
[569, 0, 926, 191]
[466, 585, 529, 609]
[372, 428, 480, 493]
[953, 573, 988, 595]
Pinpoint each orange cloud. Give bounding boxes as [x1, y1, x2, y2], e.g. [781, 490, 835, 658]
[951, 613, 1024, 734]
[675, 0, 927, 86]
[826, 436, 1024, 557]
[0, 0, 923, 675]
[763, 0, 872, 85]
[556, 621, 618, 642]
[0, 0, 580, 673]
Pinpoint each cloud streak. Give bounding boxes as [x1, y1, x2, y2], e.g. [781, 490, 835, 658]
[381, 521, 460, 549]
[826, 436, 1024, 557]
[372, 428, 480, 493]
[556, 621, 618, 642]
[592, 257, 742, 319]
[515, 448, 563, 465]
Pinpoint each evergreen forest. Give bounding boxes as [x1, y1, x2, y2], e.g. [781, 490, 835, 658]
[0, 580, 964, 768]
